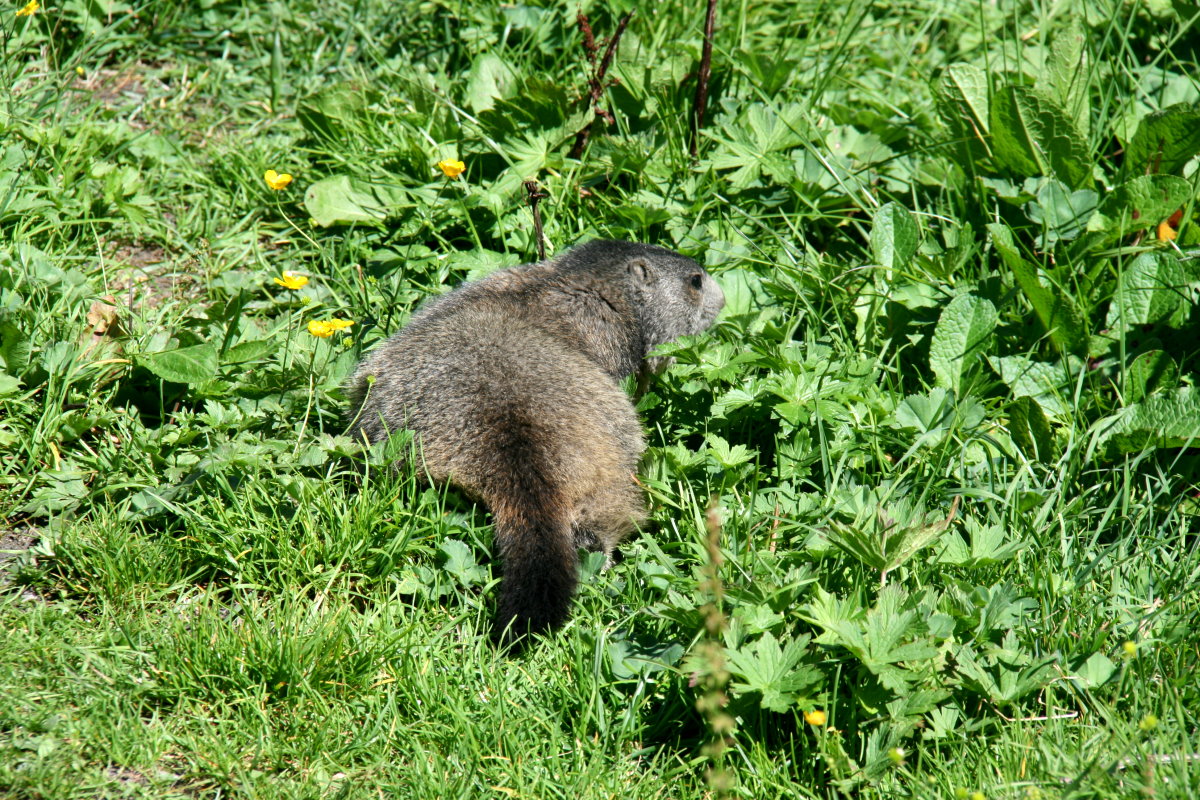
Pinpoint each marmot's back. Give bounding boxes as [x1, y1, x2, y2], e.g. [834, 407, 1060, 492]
[347, 240, 725, 645]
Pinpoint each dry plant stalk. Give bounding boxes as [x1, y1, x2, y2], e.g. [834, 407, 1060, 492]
[693, 500, 734, 798]
[523, 179, 548, 261]
[689, 0, 718, 158]
[569, 11, 634, 160]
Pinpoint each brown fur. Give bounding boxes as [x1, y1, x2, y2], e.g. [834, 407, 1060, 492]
[347, 240, 724, 645]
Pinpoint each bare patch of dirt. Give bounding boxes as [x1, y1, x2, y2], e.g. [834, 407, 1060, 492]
[102, 243, 205, 312]
[0, 526, 39, 600]
[105, 766, 151, 788]
[0, 526, 37, 569]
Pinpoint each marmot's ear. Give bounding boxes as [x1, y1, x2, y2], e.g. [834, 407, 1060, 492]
[627, 257, 654, 284]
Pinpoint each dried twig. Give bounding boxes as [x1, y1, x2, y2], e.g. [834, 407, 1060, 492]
[523, 179, 548, 261]
[569, 11, 634, 159]
[690, 0, 718, 158]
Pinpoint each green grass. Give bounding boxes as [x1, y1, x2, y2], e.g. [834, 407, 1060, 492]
[2, 0, 1200, 797]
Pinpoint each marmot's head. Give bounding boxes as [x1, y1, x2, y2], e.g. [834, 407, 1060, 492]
[558, 240, 726, 349]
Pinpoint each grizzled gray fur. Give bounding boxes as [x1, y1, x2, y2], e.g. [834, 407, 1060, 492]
[346, 240, 725, 645]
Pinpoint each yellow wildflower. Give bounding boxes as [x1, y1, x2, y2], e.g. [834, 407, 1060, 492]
[273, 271, 309, 290]
[1157, 220, 1177, 242]
[16, 1, 38, 17]
[264, 169, 293, 191]
[437, 159, 466, 179]
[1138, 714, 1158, 731]
[1122, 640, 1137, 658]
[307, 318, 354, 338]
[803, 709, 826, 727]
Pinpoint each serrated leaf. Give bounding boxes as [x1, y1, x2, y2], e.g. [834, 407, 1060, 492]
[1105, 251, 1191, 332]
[929, 294, 997, 394]
[988, 223, 1086, 354]
[990, 86, 1091, 188]
[726, 632, 821, 713]
[894, 388, 955, 434]
[439, 539, 486, 586]
[139, 343, 218, 385]
[1124, 103, 1200, 177]
[870, 202, 919, 272]
[1092, 387, 1200, 456]
[1125, 350, 1178, 404]
[304, 175, 411, 227]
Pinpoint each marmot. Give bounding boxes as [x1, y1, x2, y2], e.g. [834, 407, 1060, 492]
[347, 240, 725, 644]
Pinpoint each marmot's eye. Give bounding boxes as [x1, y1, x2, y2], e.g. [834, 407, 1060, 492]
[690, 273, 704, 290]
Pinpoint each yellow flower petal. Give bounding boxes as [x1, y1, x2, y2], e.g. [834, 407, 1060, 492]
[1157, 220, 1177, 241]
[272, 271, 309, 290]
[803, 709, 826, 727]
[437, 159, 466, 179]
[307, 318, 354, 338]
[264, 169, 293, 191]
[16, 1, 38, 17]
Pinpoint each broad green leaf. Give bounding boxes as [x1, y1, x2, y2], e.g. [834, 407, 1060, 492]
[222, 339, 275, 365]
[1105, 251, 1191, 332]
[990, 86, 1091, 188]
[0, 374, 21, 395]
[1092, 387, 1200, 456]
[1039, 18, 1090, 138]
[296, 84, 370, 142]
[1124, 103, 1200, 177]
[870, 202, 919, 272]
[988, 223, 1086, 354]
[937, 62, 990, 138]
[139, 343, 218, 385]
[1087, 175, 1191, 242]
[1069, 652, 1117, 689]
[929, 294, 997, 394]
[717, 268, 770, 317]
[606, 638, 684, 680]
[304, 175, 411, 227]
[1008, 396, 1055, 462]
[1024, 179, 1097, 246]
[0, 316, 31, 373]
[988, 354, 1075, 419]
[935, 62, 992, 166]
[466, 53, 518, 113]
[1125, 350, 1178, 404]
[439, 539, 486, 586]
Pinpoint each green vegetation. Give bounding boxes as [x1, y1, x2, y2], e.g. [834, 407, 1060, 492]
[2, 0, 1199, 797]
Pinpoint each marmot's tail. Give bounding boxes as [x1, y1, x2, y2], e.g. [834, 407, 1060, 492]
[490, 483, 578, 648]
